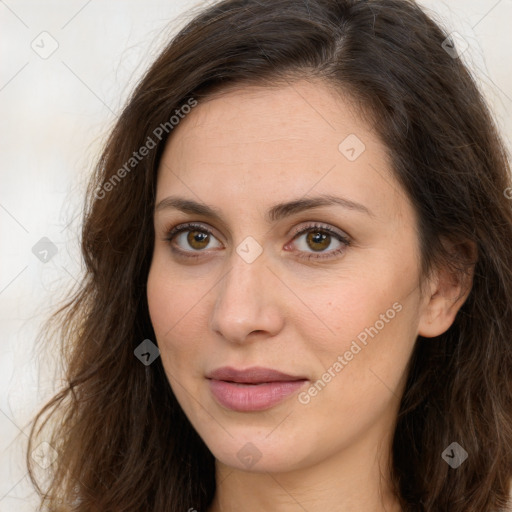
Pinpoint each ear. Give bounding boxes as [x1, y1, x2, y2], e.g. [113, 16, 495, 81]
[418, 237, 477, 338]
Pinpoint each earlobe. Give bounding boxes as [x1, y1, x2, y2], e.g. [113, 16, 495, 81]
[417, 239, 476, 338]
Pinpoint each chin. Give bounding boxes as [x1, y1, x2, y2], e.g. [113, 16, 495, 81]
[203, 432, 313, 474]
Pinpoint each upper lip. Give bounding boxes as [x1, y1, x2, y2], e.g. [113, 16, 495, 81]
[206, 366, 307, 384]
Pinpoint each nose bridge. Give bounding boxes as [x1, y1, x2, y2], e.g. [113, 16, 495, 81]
[224, 254, 262, 305]
[210, 243, 282, 342]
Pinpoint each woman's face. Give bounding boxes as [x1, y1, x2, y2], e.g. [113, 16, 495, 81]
[147, 80, 440, 475]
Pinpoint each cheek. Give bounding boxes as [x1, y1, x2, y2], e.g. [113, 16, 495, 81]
[305, 266, 418, 390]
[304, 272, 398, 350]
[147, 254, 205, 334]
[297, 306, 416, 457]
[147, 265, 174, 337]
[314, 290, 417, 407]
[146, 262, 201, 365]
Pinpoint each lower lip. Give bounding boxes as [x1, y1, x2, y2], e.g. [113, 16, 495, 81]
[208, 379, 307, 412]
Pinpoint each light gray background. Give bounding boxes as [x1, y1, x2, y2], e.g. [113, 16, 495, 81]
[1, 0, 511, 509]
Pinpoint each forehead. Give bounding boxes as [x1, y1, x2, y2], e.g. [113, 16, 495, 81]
[162, 80, 372, 162]
[155, 80, 408, 222]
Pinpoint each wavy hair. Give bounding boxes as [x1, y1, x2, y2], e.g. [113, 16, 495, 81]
[27, 0, 512, 510]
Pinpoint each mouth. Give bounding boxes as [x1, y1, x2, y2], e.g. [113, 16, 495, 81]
[206, 366, 308, 411]
[206, 365, 307, 384]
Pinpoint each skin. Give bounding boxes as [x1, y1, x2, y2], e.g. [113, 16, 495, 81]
[146, 79, 472, 512]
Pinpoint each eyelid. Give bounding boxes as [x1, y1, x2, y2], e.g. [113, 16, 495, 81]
[163, 220, 350, 241]
[164, 222, 222, 243]
[289, 222, 350, 241]
[163, 220, 351, 259]
[286, 223, 351, 260]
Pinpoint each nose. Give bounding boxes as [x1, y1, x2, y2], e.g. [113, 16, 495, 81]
[209, 247, 285, 344]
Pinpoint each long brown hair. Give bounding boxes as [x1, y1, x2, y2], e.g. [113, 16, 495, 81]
[27, 0, 512, 510]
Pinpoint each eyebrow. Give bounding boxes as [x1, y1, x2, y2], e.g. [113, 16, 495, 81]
[155, 194, 374, 223]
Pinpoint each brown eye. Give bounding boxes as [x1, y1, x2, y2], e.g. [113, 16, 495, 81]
[304, 230, 331, 252]
[165, 223, 222, 255]
[289, 224, 351, 261]
[186, 229, 210, 250]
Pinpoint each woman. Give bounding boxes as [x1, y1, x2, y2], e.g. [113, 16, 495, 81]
[27, 0, 512, 510]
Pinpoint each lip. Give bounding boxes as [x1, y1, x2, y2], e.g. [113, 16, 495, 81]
[207, 366, 306, 383]
[206, 366, 308, 412]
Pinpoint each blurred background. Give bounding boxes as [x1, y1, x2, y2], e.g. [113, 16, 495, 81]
[1, 0, 511, 509]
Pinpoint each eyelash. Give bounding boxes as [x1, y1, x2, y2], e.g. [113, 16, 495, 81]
[163, 222, 351, 261]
